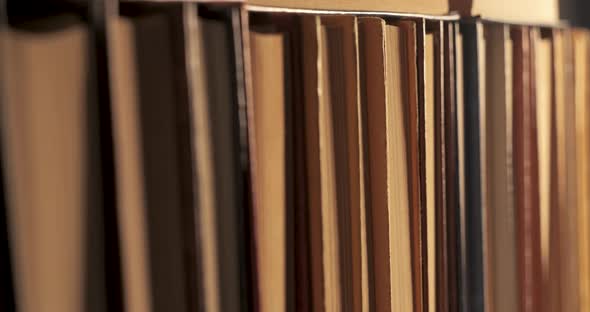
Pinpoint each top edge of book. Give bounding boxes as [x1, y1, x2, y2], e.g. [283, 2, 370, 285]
[464, 16, 568, 29]
[454, 0, 560, 25]
[246, 4, 459, 20]
[120, 0, 563, 26]
[247, 0, 449, 15]
[247, 0, 560, 24]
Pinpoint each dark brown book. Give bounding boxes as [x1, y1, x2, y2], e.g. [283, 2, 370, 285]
[398, 19, 424, 312]
[358, 16, 415, 312]
[453, 21, 467, 312]
[429, 20, 449, 312]
[111, 6, 202, 312]
[417, 19, 429, 312]
[191, 6, 252, 312]
[511, 26, 542, 312]
[317, 16, 368, 312]
[0, 9, 17, 312]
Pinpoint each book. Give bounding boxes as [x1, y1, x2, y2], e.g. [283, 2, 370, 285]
[249, 23, 289, 312]
[454, 20, 467, 312]
[111, 6, 201, 311]
[358, 17, 415, 312]
[1, 16, 89, 312]
[442, 21, 459, 312]
[4, 2, 590, 312]
[532, 28, 552, 308]
[482, 22, 517, 312]
[512, 26, 543, 312]
[574, 29, 590, 312]
[317, 16, 368, 312]
[0, 131, 15, 312]
[301, 15, 324, 312]
[424, 25, 437, 312]
[0, 7, 16, 311]
[457, 20, 485, 312]
[111, 14, 152, 312]
[192, 6, 250, 312]
[554, 28, 580, 312]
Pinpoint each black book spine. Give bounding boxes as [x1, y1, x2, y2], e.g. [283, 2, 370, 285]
[459, 20, 485, 312]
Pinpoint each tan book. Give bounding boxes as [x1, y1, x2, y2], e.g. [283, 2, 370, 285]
[554, 29, 580, 312]
[249, 27, 288, 312]
[532, 28, 552, 300]
[111, 16, 152, 312]
[358, 17, 414, 312]
[483, 23, 517, 312]
[247, 0, 448, 17]
[573, 29, 590, 312]
[317, 15, 368, 312]
[1, 18, 88, 312]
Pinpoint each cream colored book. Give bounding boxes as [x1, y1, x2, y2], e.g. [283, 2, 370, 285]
[532, 28, 552, 297]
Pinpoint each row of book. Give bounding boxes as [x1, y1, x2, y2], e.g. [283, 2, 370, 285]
[1, 0, 590, 312]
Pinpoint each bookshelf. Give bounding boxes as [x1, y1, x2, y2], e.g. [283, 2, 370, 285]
[1, 0, 589, 312]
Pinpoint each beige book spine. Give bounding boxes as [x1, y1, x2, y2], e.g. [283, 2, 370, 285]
[574, 29, 590, 312]
[424, 29, 437, 312]
[554, 29, 580, 312]
[110, 18, 152, 312]
[483, 24, 517, 312]
[250, 29, 287, 312]
[2, 25, 88, 312]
